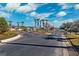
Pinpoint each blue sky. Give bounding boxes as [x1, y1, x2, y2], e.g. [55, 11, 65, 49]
[0, 3, 79, 28]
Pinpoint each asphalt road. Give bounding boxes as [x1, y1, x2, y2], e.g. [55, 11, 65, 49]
[0, 32, 66, 56]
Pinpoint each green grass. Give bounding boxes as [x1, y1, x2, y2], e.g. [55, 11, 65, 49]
[65, 33, 79, 46]
[0, 31, 17, 40]
[66, 33, 79, 39]
[71, 39, 79, 46]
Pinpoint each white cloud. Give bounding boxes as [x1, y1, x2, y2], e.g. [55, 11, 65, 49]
[62, 5, 69, 9]
[30, 12, 53, 19]
[52, 19, 74, 28]
[37, 13, 52, 19]
[5, 3, 39, 13]
[17, 3, 38, 12]
[6, 3, 20, 12]
[30, 12, 37, 16]
[52, 20, 63, 28]
[54, 19, 73, 23]
[74, 4, 79, 9]
[57, 11, 67, 17]
[64, 19, 74, 23]
[59, 3, 72, 10]
[58, 3, 66, 6]
[0, 11, 11, 18]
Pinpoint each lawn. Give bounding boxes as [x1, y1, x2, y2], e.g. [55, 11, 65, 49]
[0, 31, 17, 40]
[65, 33, 79, 46]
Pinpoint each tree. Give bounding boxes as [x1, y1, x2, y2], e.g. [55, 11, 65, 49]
[8, 21, 12, 28]
[71, 20, 79, 34]
[60, 20, 79, 34]
[17, 22, 20, 29]
[40, 19, 49, 32]
[21, 22, 24, 27]
[74, 20, 79, 32]
[60, 22, 73, 34]
[34, 19, 37, 28]
[0, 17, 8, 33]
[44, 20, 48, 32]
[41, 19, 45, 28]
[34, 18, 40, 31]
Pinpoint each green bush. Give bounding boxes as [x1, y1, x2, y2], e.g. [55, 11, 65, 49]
[0, 17, 8, 33]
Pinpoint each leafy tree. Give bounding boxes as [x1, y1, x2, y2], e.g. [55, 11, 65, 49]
[60, 22, 73, 31]
[0, 17, 8, 33]
[60, 20, 79, 34]
[71, 20, 79, 34]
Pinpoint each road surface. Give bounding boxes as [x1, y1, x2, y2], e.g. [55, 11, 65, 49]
[0, 32, 68, 56]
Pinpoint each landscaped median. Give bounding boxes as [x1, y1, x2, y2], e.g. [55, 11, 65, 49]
[0, 31, 17, 40]
[0, 31, 22, 42]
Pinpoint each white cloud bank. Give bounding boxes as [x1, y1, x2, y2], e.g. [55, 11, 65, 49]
[52, 19, 74, 28]
[17, 3, 38, 12]
[74, 4, 79, 9]
[5, 3, 39, 13]
[6, 3, 20, 12]
[0, 11, 11, 18]
[58, 3, 69, 9]
[30, 12, 53, 19]
[62, 4, 69, 9]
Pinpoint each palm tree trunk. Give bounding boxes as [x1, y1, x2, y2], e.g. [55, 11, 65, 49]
[40, 20, 42, 28]
[8, 21, 12, 28]
[34, 19, 37, 28]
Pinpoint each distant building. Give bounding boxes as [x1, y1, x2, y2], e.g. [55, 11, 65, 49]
[8, 25, 16, 31]
[9, 28, 16, 31]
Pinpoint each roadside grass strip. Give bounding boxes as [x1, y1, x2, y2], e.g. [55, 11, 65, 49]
[65, 33, 79, 46]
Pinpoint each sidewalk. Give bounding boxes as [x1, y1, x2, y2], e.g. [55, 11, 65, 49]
[62, 35, 79, 56]
[62, 36, 70, 56]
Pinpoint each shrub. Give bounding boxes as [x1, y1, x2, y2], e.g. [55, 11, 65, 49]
[0, 17, 8, 33]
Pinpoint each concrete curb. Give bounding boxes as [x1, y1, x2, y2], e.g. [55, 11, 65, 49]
[1, 35, 22, 43]
[62, 42, 70, 56]
[67, 38, 79, 56]
[62, 35, 70, 56]
[62, 35, 78, 56]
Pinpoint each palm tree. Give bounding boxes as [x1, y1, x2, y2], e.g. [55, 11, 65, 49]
[34, 18, 40, 29]
[45, 20, 48, 32]
[40, 20, 42, 28]
[40, 19, 49, 32]
[21, 21, 24, 27]
[37, 18, 40, 28]
[8, 21, 12, 28]
[17, 22, 20, 29]
[41, 19, 45, 29]
[34, 19, 37, 28]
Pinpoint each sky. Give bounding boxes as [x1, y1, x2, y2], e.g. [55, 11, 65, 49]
[0, 3, 79, 28]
